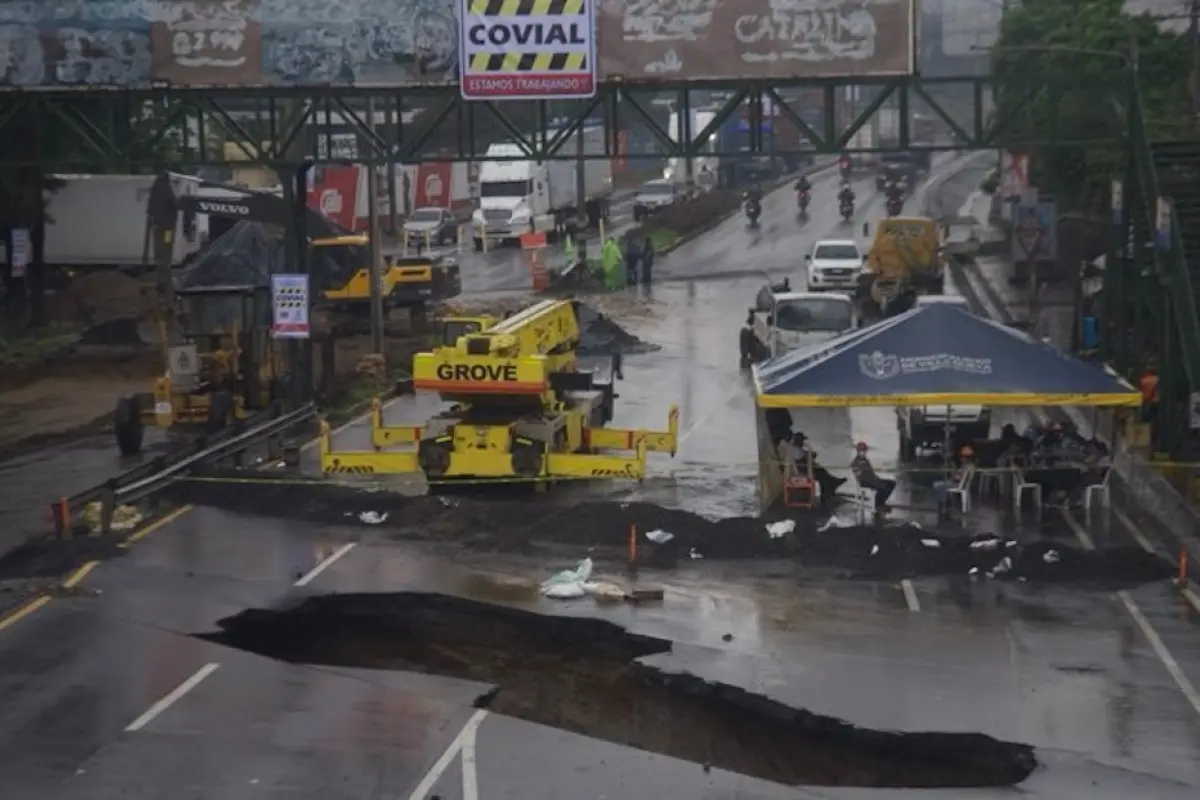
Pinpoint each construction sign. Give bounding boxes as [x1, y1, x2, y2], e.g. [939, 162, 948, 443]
[1012, 198, 1057, 264]
[271, 274, 310, 339]
[459, 0, 596, 101]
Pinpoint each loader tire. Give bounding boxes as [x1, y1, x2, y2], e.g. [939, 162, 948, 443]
[114, 395, 144, 456]
[207, 391, 234, 434]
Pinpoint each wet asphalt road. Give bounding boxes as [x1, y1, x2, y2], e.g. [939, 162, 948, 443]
[0, 430, 173, 556]
[2, 157, 1200, 797]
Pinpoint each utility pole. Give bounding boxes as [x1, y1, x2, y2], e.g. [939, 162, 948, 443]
[365, 95, 385, 355]
[1191, 0, 1199, 123]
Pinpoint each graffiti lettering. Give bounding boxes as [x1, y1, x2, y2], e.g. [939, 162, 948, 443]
[734, 0, 881, 64]
[0, 0, 460, 87]
[620, 0, 718, 44]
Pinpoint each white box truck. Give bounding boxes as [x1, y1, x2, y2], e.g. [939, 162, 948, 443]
[44, 173, 208, 271]
[471, 125, 613, 250]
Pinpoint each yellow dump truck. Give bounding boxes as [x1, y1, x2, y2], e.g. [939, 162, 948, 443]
[855, 216, 945, 322]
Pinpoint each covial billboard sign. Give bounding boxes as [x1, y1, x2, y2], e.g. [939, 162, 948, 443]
[458, 0, 597, 100]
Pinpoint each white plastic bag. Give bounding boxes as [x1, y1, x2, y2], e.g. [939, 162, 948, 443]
[818, 517, 852, 532]
[540, 558, 595, 599]
[645, 529, 674, 544]
[766, 520, 796, 539]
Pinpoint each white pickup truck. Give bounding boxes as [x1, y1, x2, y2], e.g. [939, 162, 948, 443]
[740, 283, 857, 364]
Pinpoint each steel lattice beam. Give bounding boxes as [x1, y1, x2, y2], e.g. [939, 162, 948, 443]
[0, 73, 1132, 170]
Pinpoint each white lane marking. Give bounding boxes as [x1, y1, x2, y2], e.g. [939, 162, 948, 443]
[1062, 509, 1200, 717]
[900, 579, 920, 612]
[294, 542, 357, 587]
[406, 709, 490, 800]
[1111, 506, 1161, 555]
[461, 714, 481, 800]
[125, 662, 220, 732]
[1061, 509, 1095, 551]
[1118, 590, 1200, 718]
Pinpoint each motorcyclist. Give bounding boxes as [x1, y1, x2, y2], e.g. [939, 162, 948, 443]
[884, 178, 904, 211]
[794, 175, 812, 194]
[743, 184, 762, 221]
[838, 182, 855, 211]
[838, 152, 852, 178]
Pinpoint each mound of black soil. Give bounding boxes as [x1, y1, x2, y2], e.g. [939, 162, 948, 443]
[199, 591, 1038, 788]
[165, 475, 1176, 587]
[576, 303, 658, 355]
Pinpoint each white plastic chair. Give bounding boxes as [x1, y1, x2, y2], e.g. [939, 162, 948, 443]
[1083, 466, 1112, 514]
[945, 466, 977, 514]
[977, 467, 1010, 501]
[1013, 468, 1043, 515]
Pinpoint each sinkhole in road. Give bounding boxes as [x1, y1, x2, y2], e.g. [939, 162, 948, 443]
[197, 592, 1038, 788]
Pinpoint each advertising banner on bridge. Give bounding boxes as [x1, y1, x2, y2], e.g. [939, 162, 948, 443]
[595, 0, 915, 82]
[0, 0, 461, 89]
[458, 0, 597, 100]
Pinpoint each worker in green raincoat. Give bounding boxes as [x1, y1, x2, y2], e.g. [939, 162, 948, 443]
[601, 236, 623, 290]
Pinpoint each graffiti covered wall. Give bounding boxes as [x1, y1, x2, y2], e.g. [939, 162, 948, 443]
[0, 0, 459, 88]
[596, 0, 914, 81]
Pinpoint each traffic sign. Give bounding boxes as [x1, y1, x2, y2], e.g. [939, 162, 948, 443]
[459, 0, 597, 100]
[271, 274, 310, 339]
[1011, 199, 1057, 263]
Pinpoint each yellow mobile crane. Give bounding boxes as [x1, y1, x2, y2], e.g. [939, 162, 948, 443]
[318, 299, 679, 484]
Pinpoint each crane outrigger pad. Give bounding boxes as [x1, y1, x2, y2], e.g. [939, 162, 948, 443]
[319, 400, 679, 483]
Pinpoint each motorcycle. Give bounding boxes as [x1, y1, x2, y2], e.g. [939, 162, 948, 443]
[839, 199, 854, 222]
[886, 195, 903, 217]
[797, 190, 810, 215]
[744, 198, 761, 226]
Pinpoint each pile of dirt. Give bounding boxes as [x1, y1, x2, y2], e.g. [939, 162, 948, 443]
[575, 303, 658, 355]
[165, 476, 1176, 587]
[200, 591, 1038, 788]
[55, 271, 150, 326]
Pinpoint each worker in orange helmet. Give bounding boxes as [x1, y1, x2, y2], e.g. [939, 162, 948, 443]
[933, 445, 977, 519]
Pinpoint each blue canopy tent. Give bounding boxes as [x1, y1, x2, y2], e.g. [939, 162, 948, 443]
[753, 303, 1142, 408]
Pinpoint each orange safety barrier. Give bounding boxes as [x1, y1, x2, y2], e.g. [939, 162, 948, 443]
[528, 249, 550, 290]
[519, 231, 547, 249]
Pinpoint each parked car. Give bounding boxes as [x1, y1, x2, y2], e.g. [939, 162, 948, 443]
[402, 206, 458, 246]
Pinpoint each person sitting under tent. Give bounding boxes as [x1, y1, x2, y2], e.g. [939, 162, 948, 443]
[792, 432, 846, 503]
[850, 442, 894, 515]
[933, 446, 977, 518]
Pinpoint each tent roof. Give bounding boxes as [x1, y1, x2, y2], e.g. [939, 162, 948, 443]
[753, 303, 1142, 408]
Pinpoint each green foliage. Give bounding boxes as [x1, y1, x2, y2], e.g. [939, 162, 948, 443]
[992, 0, 1193, 212]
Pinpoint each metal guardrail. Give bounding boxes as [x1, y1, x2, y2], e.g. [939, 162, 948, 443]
[50, 402, 316, 539]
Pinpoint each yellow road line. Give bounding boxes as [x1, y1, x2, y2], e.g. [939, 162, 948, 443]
[61, 561, 100, 588]
[120, 504, 194, 548]
[0, 596, 53, 632]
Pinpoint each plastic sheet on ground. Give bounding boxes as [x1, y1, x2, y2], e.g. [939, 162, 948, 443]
[766, 520, 796, 538]
[540, 558, 595, 600]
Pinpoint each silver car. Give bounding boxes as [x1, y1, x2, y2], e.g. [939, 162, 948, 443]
[402, 206, 457, 246]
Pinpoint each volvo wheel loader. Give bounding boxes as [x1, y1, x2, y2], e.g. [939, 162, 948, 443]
[317, 299, 678, 486]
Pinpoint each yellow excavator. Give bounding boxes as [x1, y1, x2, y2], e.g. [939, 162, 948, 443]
[318, 299, 678, 485]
